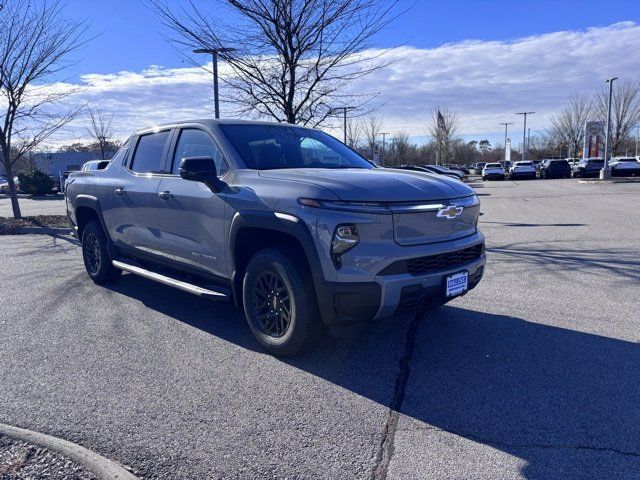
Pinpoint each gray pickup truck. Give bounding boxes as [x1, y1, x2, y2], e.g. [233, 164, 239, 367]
[66, 119, 485, 355]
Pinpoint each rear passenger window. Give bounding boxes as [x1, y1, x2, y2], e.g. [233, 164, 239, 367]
[130, 131, 171, 174]
[172, 129, 228, 176]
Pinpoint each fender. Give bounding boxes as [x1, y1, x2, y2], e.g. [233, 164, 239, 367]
[228, 210, 328, 313]
[72, 194, 118, 259]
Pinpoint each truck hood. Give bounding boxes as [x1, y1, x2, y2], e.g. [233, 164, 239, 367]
[258, 168, 473, 202]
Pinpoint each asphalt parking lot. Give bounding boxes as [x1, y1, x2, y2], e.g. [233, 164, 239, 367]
[1, 179, 639, 479]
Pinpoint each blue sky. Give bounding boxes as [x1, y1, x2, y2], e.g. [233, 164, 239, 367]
[62, 0, 640, 79]
[49, 0, 640, 146]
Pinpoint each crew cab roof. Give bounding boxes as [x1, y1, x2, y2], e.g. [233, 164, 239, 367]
[133, 118, 299, 136]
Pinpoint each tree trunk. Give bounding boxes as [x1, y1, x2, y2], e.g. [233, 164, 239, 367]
[3, 161, 22, 219]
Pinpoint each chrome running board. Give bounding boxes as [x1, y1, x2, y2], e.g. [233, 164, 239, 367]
[112, 259, 230, 301]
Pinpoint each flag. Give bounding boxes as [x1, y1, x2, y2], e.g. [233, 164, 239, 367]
[437, 110, 446, 131]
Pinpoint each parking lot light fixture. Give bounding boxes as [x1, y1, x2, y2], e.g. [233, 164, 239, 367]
[381, 132, 390, 166]
[499, 122, 514, 165]
[194, 47, 236, 119]
[516, 112, 535, 161]
[601, 77, 618, 180]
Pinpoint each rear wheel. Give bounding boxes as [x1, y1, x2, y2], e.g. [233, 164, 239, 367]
[81, 220, 121, 284]
[242, 248, 322, 356]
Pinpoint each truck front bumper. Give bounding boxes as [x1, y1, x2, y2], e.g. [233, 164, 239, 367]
[316, 242, 486, 326]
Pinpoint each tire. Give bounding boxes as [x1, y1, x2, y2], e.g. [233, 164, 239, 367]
[242, 248, 322, 356]
[81, 220, 122, 284]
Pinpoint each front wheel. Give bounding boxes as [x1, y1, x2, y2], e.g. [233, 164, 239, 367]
[242, 248, 323, 356]
[81, 220, 121, 284]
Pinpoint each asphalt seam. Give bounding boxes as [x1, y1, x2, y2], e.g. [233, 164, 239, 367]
[370, 307, 425, 480]
[409, 425, 640, 458]
[0, 423, 138, 480]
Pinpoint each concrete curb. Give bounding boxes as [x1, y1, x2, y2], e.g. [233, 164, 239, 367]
[0, 423, 138, 480]
[12, 227, 72, 235]
[579, 178, 640, 184]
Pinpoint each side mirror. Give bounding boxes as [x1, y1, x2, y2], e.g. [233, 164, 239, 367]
[179, 156, 221, 192]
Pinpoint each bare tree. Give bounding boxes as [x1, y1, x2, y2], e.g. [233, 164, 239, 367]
[550, 94, 591, 159]
[427, 107, 459, 165]
[87, 108, 115, 160]
[346, 119, 362, 149]
[392, 131, 410, 166]
[362, 114, 382, 161]
[0, 0, 86, 218]
[149, 0, 401, 126]
[596, 79, 640, 156]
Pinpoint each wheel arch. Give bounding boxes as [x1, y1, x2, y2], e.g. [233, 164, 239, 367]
[228, 211, 326, 312]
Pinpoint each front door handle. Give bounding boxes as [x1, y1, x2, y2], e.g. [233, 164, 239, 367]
[158, 190, 173, 200]
[114, 187, 126, 196]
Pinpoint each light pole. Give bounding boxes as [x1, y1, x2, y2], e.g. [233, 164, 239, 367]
[499, 122, 514, 165]
[635, 125, 639, 158]
[601, 77, 618, 179]
[380, 132, 390, 166]
[194, 47, 236, 119]
[333, 106, 356, 144]
[516, 112, 535, 161]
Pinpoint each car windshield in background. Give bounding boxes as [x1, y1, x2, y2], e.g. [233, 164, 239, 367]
[220, 124, 373, 170]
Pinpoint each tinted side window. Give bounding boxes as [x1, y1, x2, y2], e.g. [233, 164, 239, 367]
[172, 129, 227, 175]
[131, 131, 171, 174]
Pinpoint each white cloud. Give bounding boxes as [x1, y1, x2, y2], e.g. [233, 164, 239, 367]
[40, 21, 640, 147]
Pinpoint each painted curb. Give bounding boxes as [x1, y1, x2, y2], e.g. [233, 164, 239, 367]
[0, 423, 138, 480]
[579, 178, 640, 184]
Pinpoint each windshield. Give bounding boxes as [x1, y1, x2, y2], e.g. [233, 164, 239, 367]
[485, 163, 501, 168]
[220, 124, 373, 170]
[515, 162, 533, 166]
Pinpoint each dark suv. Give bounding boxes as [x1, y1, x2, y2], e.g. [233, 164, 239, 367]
[539, 159, 571, 179]
[573, 158, 604, 178]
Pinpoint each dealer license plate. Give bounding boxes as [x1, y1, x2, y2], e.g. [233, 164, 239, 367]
[445, 271, 468, 297]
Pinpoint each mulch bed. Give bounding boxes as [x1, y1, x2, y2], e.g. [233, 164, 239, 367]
[0, 215, 69, 235]
[0, 435, 96, 480]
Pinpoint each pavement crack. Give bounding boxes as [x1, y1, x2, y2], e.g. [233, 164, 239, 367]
[371, 307, 425, 480]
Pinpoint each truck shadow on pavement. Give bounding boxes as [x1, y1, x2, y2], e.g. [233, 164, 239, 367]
[402, 306, 640, 479]
[487, 243, 640, 281]
[106, 274, 640, 478]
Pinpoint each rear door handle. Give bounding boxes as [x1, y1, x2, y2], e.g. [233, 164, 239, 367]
[158, 190, 173, 200]
[114, 187, 126, 196]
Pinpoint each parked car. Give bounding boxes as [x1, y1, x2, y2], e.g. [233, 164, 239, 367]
[66, 119, 486, 356]
[81, 159, 111, 171]
[509, 161, 537, 180]
[403, 165, 462, 181]
[473, 162, 487, 175]
[539, 159, 571, 179]
[0, 176, 19, 194]
[572, 158, 603, 178]
[421, 164, 465, 180]
[482, 163, 505, 180]
[449, 165, 470, 175]
[610, 157, 640, 177]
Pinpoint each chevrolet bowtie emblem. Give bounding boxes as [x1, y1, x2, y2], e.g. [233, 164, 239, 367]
[436, 205, 464, 219]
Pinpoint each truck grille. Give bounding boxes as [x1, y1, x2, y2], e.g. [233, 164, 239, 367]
[379, 244, 484, 276]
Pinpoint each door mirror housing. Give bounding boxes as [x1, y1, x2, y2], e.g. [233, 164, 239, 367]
[179, 156, 221, 192]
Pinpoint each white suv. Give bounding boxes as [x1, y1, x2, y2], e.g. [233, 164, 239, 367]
[509, 161, 537, 180]
[482, 163, 505, 181]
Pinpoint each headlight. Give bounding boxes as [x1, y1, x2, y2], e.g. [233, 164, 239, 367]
[331, 224, 359, 267]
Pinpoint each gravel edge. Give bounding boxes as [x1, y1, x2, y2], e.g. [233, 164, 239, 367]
[0, 424, 137, 480]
